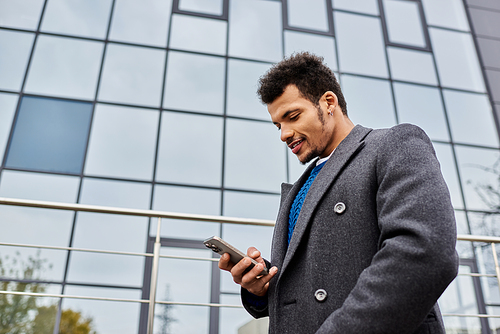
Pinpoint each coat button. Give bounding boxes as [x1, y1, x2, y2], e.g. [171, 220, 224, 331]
[314, 289, 327, 302]
[334, 202, 346, 214]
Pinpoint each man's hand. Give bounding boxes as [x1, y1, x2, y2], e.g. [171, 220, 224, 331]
[218, 247, 278, 296]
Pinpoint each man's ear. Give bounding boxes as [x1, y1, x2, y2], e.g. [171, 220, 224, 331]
[323, 91, 339, 110]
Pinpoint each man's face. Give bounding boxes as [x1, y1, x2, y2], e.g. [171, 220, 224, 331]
[268, 85, 337, 164]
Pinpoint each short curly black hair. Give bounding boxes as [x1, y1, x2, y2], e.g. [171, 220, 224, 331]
[257, 52, 347, 115]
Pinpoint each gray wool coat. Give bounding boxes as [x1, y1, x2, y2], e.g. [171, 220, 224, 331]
[242, 124, 459, 333]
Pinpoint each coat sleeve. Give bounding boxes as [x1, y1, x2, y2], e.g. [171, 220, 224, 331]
[316, 124, 459, 333]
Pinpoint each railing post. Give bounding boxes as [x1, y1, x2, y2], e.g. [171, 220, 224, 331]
[147, 217, 162, 334]
[490, 243, 500, 297]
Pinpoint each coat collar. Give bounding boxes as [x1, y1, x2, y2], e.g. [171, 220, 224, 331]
[272, 124, 372, 279]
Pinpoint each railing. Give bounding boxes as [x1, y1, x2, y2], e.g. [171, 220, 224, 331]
[1, 197, 500, 330]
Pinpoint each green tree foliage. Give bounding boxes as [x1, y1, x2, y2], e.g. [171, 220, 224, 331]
[0, 251, 97, 334]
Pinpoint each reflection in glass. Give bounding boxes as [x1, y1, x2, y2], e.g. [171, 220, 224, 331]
[67, 251, 144, 286]
[6, 96, 92, 174]
[454, 145, 500, 211]
[387, 47, 437, 85]
[421, 0, 469, 31]
[79, 178, 151, 209]
[164, 51, 225, 114]
[41, 0, 113, 39]
[0, 0, 45, 30]
[225, 119, 286, 193]
[98, 44, 165, 107]
[85, 104, 159, 180]
[24, 35, 103, 100]
[179, 0, 223, 15]
[156, 112, 223, 186]
[454, 211, 473, 259]
[62, 286, 141, 333]
[433, 144, 464, 209]
[0, 93, 18, 162]
[152, 185, 221, 239]
[393, 83, 449, 141]
[155, 248, 211, 332]
[226, 59, 271, 121]
[340, 75, 396, 129]
[335, 12, 388, 78]
[382, 0, 426, 47]
[430, 28, 485, 92]
[228, 0, 282, 62]
[169, 14, 227, 55]
[109, 0, 173, 47]
[0, 170, 80, 203]
[284, 31, 337, 71]
[0, 30, 34, 91]
[439, 265, 482, 333]
[443, 90, 499, 148]
[332, 0, 379, 15]
[287, 0, 329, 32]
[220, 294, 255, 333]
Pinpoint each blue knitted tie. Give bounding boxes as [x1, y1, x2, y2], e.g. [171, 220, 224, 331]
[287, 161, 326, 245]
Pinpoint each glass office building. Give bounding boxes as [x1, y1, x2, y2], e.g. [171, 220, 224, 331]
[1, 0, 500, 333]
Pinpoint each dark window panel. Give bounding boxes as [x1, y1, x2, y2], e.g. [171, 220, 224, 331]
[469, 7, 500, 40]
[6, 96, 93, 174]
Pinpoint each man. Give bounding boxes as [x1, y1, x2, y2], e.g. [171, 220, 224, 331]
[219, 52, 458, 333]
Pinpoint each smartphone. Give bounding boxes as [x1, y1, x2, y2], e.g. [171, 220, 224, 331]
[203, 236, 268, 276]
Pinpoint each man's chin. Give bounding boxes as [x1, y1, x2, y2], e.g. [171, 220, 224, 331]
[297, 151, 318, 165]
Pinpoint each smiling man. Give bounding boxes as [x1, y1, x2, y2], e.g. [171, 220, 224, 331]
[218, 52, 458, 333]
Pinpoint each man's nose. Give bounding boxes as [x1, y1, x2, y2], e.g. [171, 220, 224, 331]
[280, 126, 293, 143]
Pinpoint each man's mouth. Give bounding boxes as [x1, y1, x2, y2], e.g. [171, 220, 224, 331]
[288, 139, 304, 154]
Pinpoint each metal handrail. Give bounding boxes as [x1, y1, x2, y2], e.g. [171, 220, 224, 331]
[3, 197, 500, 329]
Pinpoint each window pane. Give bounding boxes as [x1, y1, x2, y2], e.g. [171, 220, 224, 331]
[152, 185, 221, 239]
[387, 47, 437, 85]
[225, 119, 286, 193]
[443, 90, 499, 148]
[439, 265, 482, 333]
[73, 213, 147, 253]
[156, 112, 223, 187]
[98, 44, 165, 107]
[164, 51, 225, 114]
[393, 82, 449, 142]
[332, 0, 379, 15]
[0, 170, 80, 203]
[179, 0, 223, 15]
[228, 0, 282, 62]
[79, 178, 151, 209]
[382, 0, 426, 47]
[220, 294, 256, 333]
[0, 93, 18, 162]
[454, 145, 500, 211]
[109, 0, 173, 47]
[422, 0, 469, 31]
[169, 14, 227, 55]
[41, 0, 113, 39]
[430, 28, 486, 92]
[287, 0, 329, 32]
[335, 12, 388, 78]
[284, 30, 337, 71]
[155, 248, 211, 332]
[62, 286, 141, 334]
[6, 96, 93, 174]
[0, 30, 34, 91]
[226, 59, 271, 121]
[340, 75, 396, 129]
[25, 35, 103, 100]
[84, 104, 159, 180]
[0, 0, 45, 30]
[433, 143, 464, 209]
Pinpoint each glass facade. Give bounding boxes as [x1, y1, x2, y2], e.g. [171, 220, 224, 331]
[0, 0, 499, 333]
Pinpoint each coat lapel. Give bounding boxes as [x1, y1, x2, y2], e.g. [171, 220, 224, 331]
[277, 125, 372, 279]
